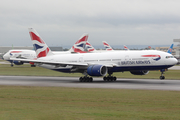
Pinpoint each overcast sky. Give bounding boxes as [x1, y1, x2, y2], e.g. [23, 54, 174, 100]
[1, 0, 180, 48]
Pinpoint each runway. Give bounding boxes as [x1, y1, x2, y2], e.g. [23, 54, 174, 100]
[0, 76, 180, 91]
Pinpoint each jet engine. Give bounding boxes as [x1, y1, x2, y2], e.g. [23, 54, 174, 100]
[87, 65, 107, 76]
[13, 60, 24, 65]
[130, 70, 149, 75]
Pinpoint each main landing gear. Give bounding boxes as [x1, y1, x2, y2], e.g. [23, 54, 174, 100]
[11, 62, 14, 67]
[79, 76, 93, 82]
[103, 75, 117, 82]
[160, 69, 165, 80]
[103, 72, 117, 82]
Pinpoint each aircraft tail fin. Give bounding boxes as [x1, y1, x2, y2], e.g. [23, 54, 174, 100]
[124, 45, 129, 50]
[86, 41, 96, 52]
[28, 28, 53, 58]
[102, 41, 113, 51]
[69, 33, 88, 53]
[167, 44, 174, 54]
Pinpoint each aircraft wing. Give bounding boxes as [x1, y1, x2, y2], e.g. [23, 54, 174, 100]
[10, 58, 116, 68]
[10, 58, 88, 67]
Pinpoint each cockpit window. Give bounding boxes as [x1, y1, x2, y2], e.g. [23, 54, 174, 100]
[166, 56, 174, 58]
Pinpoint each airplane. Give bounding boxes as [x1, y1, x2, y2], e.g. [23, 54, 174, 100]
[124, 45, 129, 50]
[103, 41, 129, 51]
[167, 44, 173, 54]
[86, 41, 96, 52]
[3, 32, 88, 67]
[10, 28, 178, 82]
[3, 49, 36, 67]
[86, 41, 113, 53]
[102, 41, 113, 51]
[88, 41, 129, 52]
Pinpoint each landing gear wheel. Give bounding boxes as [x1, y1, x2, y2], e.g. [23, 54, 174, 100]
[79, 77, 83, 82]
[79, 76, 93, 82]
[160, 76, 165, 80]
[103, 76, 117, 82]
[160, 69, 165, 80]
[89, 77, 93, 82]
[113, 77, 117, 81]
[103, 77, 107, 81]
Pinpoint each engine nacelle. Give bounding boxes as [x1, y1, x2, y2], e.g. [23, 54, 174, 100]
[130, 70, 149, 75]
[13, 60, 24, 65]
[87, 65, 107, 76]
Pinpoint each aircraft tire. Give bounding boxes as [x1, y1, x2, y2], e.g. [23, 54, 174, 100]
[79, 77, 83, 82]
[160, 76, 165, 80]
[103, 77, 107, 81]
[113, 77, 117, 81]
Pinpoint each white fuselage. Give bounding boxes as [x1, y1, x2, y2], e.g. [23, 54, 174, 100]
[3, 49, 72, 62]
[36, 50, 177, 73]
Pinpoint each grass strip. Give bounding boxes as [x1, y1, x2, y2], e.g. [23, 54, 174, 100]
[0, 86, 180, 120]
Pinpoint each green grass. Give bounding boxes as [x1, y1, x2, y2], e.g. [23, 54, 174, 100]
[0, 64, 180, 79]
[0, 63, 180, 119]
[0, 86, 180, 120]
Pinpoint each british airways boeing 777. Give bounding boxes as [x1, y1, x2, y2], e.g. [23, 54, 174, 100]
[11, 28, 178, 82]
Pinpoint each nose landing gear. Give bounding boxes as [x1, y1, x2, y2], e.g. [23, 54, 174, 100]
[160, 69, 165, 80]
[11, 62, 14, 67]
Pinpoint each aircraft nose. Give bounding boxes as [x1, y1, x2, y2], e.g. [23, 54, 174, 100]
[3, 53, 9, 60]
[172, 58, 178, 65]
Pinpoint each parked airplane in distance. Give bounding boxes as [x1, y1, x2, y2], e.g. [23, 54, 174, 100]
[86, 41, 96, 52]
[124, 45, 129, 50]
[167, 44, 173, 54]
[3, 50, 36, 67]
[102, 41, 113, 51]
[86, 41, 110, 53]
[11, 28, 178, 82]
[3, 30, 88, 66]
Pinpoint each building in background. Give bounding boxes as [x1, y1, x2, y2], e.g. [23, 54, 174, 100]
[155, 46, 177, 57]
[173, 39, 180, 58]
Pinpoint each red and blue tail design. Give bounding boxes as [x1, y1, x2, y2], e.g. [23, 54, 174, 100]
[102, 41, 113, 51]
[70, 34, 88, 53]
[28, 28, 53, 58]
[124, 45, 129, 50]
[86, 41, 96, 52]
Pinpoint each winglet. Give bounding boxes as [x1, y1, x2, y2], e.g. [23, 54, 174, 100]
[167, 44, 174, 54]
[28, 28, 53, 58]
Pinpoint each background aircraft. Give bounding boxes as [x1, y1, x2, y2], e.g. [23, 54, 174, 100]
[167, 44, 173, 54]
[3, 32, 88, 66]
[86, 41, 96, 52]
[102, 41, 113, 51]
[124, 45, 129, 50]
